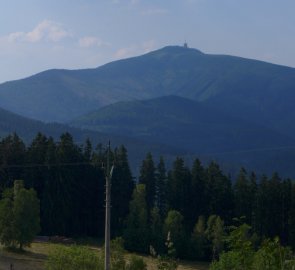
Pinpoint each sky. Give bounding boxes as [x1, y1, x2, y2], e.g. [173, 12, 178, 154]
[0, 0, 294, 83]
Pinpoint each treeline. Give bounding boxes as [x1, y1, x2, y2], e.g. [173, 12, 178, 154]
[0, 132, 295, 260]
[0, 132, 133, 238]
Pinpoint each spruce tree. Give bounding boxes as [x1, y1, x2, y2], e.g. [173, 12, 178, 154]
[206, 162, 234, 222]
[288, 183, 295, 249]
[150, 207, 164, 254]
[167, 157, 191, 227]
[234, 168, 252, 223]
[139, 153, 156, 214]
[111, 145, 134, 236]
[190, 159, 207, 226]
[0, 134, 26, 190]
[155, 157, 168, 219]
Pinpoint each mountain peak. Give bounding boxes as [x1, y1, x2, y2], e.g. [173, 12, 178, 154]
[150, 45, 203, 56]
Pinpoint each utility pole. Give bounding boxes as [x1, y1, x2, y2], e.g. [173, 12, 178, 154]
[105, 141, 113, 270]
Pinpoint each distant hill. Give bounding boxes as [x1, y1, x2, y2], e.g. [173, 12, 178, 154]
[1, 46, 295, 133]
[70, 95, 295, 176]
[71, 95, 294, 153]
[0, 106, 186, 173]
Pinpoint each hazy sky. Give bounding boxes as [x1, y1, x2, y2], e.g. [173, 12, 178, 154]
[0, 0, 294, 83]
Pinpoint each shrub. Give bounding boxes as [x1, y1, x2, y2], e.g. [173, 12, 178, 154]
[126, 255, 147, 270]
[46, 245, 103, 270]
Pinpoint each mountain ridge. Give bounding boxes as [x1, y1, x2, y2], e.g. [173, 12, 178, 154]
[1, 45, 295, 125]
[70, 95, 295, 153]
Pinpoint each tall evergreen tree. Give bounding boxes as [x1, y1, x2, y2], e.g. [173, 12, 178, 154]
[25, 133, 50, 234]
[150, 207, 164, 254]
[234, 168, 252, 223]
[83, 138, 93, 161]
[288, 183, 295, 249]
[139, 153, 156, 214]
[256, 173, 285, 239]
[281, 178, 292, 244]
[155, 157, 167, 219]
[206, 162, 234, 222]
[167, 157, 191, 227]
[0, 134, 26, 190]
[190, 159, 207, 226]
[111, 145, 134, 236]
[256, 174, 269, 237]
[269, 173, 283, 237]
[249, 172, 258, 233]
[48, 133, 84, 235]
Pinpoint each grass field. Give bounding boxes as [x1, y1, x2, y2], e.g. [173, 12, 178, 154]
[0, 242, 209, 270]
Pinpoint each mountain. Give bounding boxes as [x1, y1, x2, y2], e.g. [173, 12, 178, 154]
[1, 45, 295, 133]
[2, 45, 295, 176]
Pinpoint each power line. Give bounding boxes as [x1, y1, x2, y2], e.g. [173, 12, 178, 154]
[0, 161, 93, 169]
[2, 144, 295, 169]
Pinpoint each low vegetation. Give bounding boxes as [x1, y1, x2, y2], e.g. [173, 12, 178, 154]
[210, 222, 295, 269]
[0, 242, 209, 270]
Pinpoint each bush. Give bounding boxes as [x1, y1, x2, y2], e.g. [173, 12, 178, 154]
[46, 245, 103, 270]
[210, 224, 295, 270]
[126, 255, 147, 270]
[252, 238, 295, 270]
[210, 251, 243, 270]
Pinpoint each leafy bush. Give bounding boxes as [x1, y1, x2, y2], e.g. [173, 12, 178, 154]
[252, 238, 295, 270]
[210, 224, 295, 270]
[126, 255, 147, 270]
[47, 238, 147, 270]
[46, 245, 103, 270]
[210, 251, 244, 270]
[0, 181, 40, 250]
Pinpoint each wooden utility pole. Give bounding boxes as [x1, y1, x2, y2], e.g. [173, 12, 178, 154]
[104, 141, 113, 270]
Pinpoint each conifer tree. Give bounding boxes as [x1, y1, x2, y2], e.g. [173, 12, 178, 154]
[234, 168, 252, 223]
[288, 183, 295, 249]
[206, 162, 233, 222]
[249, 172, 258, 232]
[139, 153, 156, 214]
[150, 207, 164, 254]
[0, 134, 26, 190]
[111, 145, 134, 236]
[167, 157, 191, 226]
[190, 159, 207, 226]
[155, 157, 168, 219]
[281, 178, 292, 244]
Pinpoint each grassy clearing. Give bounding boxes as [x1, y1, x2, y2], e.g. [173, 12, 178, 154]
[0, 242, 209, 270]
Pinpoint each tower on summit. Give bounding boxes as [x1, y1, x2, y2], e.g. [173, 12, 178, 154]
[183, 41, 188, 48]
